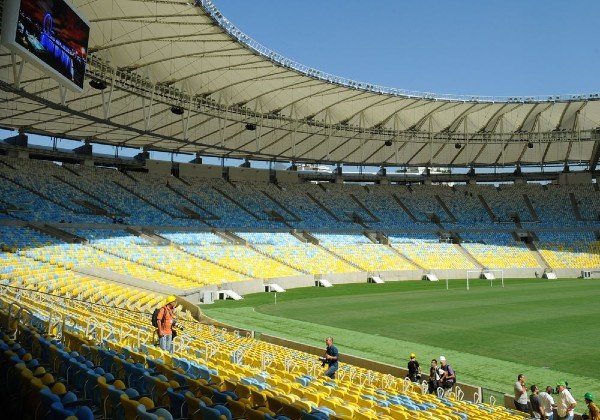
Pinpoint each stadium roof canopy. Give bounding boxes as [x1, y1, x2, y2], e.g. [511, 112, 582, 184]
[1, 0, 600, 168]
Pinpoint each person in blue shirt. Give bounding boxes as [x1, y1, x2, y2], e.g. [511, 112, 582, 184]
[323, 336, 339, 379]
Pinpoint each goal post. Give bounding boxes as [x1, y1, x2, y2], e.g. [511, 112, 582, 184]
[466, 270, 504, 290]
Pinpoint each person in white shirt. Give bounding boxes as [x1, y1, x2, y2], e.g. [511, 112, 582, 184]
[514, 374, 529, 412]
[557, 382, 577, 420]
[538, 386, 556, 420]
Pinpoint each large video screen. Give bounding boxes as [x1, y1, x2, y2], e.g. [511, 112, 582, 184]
[1, 0, 90, 91]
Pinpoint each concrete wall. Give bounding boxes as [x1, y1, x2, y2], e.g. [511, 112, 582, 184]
[427, 268, 551, 280]
[75, 267, 186, 295]
[275, 170, 300, 184]
[268, 275, 315, 290]
[229, 167, 270, 183]
[145, 159, 172, 176]
[558, 171, 593, 185]
[201, 267, 591, 299]
[554, 268, 585, 278]
[7, 149, 29, 159]
[179, 163, 222, 179]
[220, 278, 265, 295]
[317, 271, 369, 284]
[73, 267, 202, 319]
[376, 270, 424, 281]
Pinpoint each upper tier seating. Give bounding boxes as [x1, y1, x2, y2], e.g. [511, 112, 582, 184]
[0, 157, 111, 221]
[71, 165, 199, 226]
[0, 158, 597, 231]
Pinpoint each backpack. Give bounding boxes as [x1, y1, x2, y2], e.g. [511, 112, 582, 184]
[151, 307, 161, 328]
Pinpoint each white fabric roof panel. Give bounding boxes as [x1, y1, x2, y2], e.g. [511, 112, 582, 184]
[1, 0, 599, 167]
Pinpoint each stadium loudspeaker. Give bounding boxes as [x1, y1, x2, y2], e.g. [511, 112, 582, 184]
[384, 140, 393, 146]
[171, 106, 184, 115]
[454, 143, 462, 149]
[245, 123, 257, 131]
[527, 142, 534, 148]
[89, 79, 107, 90]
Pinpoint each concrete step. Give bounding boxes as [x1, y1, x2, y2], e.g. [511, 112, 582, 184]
[478, 194, 497, 221]
[113, 181, 182, 219]
[261, 190, 303, 222]
[391, 194, 419, 222]
[317, 243, 365, 271]
[386, 245, 424, 270]
[305, 192, 340, 221]
[166, 183, 220, 220]
[349, 194, 381, 222]
[569, 193, 583, 221]
[28, 222, 86, 243]
[522, 194, 540, 221]
[453, 243, 485, 270]
[435, 195, 457, 222]
[212, 186, 262, 221]
[526, 241, 552, 270]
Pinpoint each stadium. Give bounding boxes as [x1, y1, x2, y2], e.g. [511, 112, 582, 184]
[0, 0, 599, 419]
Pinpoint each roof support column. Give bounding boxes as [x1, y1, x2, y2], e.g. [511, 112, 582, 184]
[101, 68, 116, 120]
[10, 53, 25, 89]
[219, 103, 228, 149]
[182, 95, 193, 140]
[325, 108, 332, 161]
[590, 129, 600, 171]
[143, 84, 155, 131]
[291, 104, 299, 160]
[464, 117, 469, 167]
[428, 117, 433, 166]
[58, 85, 68, 106]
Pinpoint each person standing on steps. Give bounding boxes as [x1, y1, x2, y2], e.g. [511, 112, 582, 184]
[156, 295, 177, 353]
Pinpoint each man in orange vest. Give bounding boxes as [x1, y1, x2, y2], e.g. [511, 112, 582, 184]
[157, 295, 177, 353]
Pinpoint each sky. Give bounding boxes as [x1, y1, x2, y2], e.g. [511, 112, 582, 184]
[215, 0, 600, 97]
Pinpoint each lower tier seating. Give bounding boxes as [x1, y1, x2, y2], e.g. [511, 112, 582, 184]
[0, 279, 527, 420]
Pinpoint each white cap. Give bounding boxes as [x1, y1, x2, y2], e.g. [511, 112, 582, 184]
[439, 356, 446, 362]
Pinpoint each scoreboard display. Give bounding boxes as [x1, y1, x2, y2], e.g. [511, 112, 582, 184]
[1, 0, 90, 91]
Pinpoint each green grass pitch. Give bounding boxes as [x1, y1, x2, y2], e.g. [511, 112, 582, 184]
[204, 278, 600, 400]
